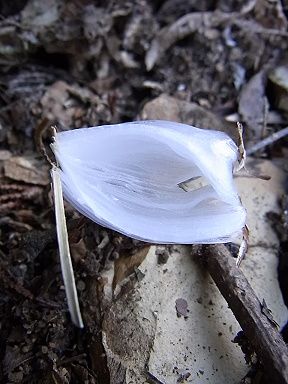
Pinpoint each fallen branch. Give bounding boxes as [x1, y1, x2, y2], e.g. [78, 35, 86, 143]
[199, 244, 288, 384]
[246, 126, 288, 155]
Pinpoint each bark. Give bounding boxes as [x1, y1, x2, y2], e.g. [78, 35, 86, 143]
[202, 244, 288, 384]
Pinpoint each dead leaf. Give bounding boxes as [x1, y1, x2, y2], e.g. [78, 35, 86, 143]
[112, 246, 150, 293]
[40, 81, 75, 128]
[0, 182, 43, 215]
[268, 64, 288, 113]
[70, 238, 87, 264]
[145, 11, 236, 70]
[4, 156, 49, 185]
[0, 150, 12, 161]
[253, 0, 288, 30]
[140, 94, 236, 139]
[102, 275, 157, 383]
[40, 80, 109, 128]
[238, 70, 267, 140]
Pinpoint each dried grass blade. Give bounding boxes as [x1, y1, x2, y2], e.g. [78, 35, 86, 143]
[51, 165, 84, 328]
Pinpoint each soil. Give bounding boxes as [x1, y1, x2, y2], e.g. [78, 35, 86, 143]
[0, 1, 287, 383]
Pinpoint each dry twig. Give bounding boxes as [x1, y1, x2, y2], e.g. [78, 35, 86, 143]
[200, 244, 288, 384]
[246, 126, 288, 155]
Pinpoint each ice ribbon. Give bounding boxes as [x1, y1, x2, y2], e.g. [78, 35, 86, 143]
[51, 120, 246, 244]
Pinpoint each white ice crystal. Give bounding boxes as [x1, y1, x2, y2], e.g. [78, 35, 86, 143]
[52, 120, 246, 244]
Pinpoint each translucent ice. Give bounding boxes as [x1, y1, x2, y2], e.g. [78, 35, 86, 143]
[51, 120, 246, 244]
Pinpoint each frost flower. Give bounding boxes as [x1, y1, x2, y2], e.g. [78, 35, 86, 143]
[51, 120, 246, 244]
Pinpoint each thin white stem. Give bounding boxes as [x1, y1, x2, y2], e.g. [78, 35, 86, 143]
[51, 165, 84, 328]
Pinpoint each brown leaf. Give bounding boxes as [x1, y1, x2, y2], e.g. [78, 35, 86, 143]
[4, 156, 49, 185]
[268, 64, 288, 113]
[40, 81, 74, 128]
[238, 70, 267, 139]
[254, 0, 288, 30]
[145, 11, 236, 70]
[140, 94, 236, 139]
[40, 80, 104, 128]
[0, 150, 12, 161]
[112, 246, 150, 292]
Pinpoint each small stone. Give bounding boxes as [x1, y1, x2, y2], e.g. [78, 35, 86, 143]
[41, 345, 48, 354]
[77, 280, 86, 291]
